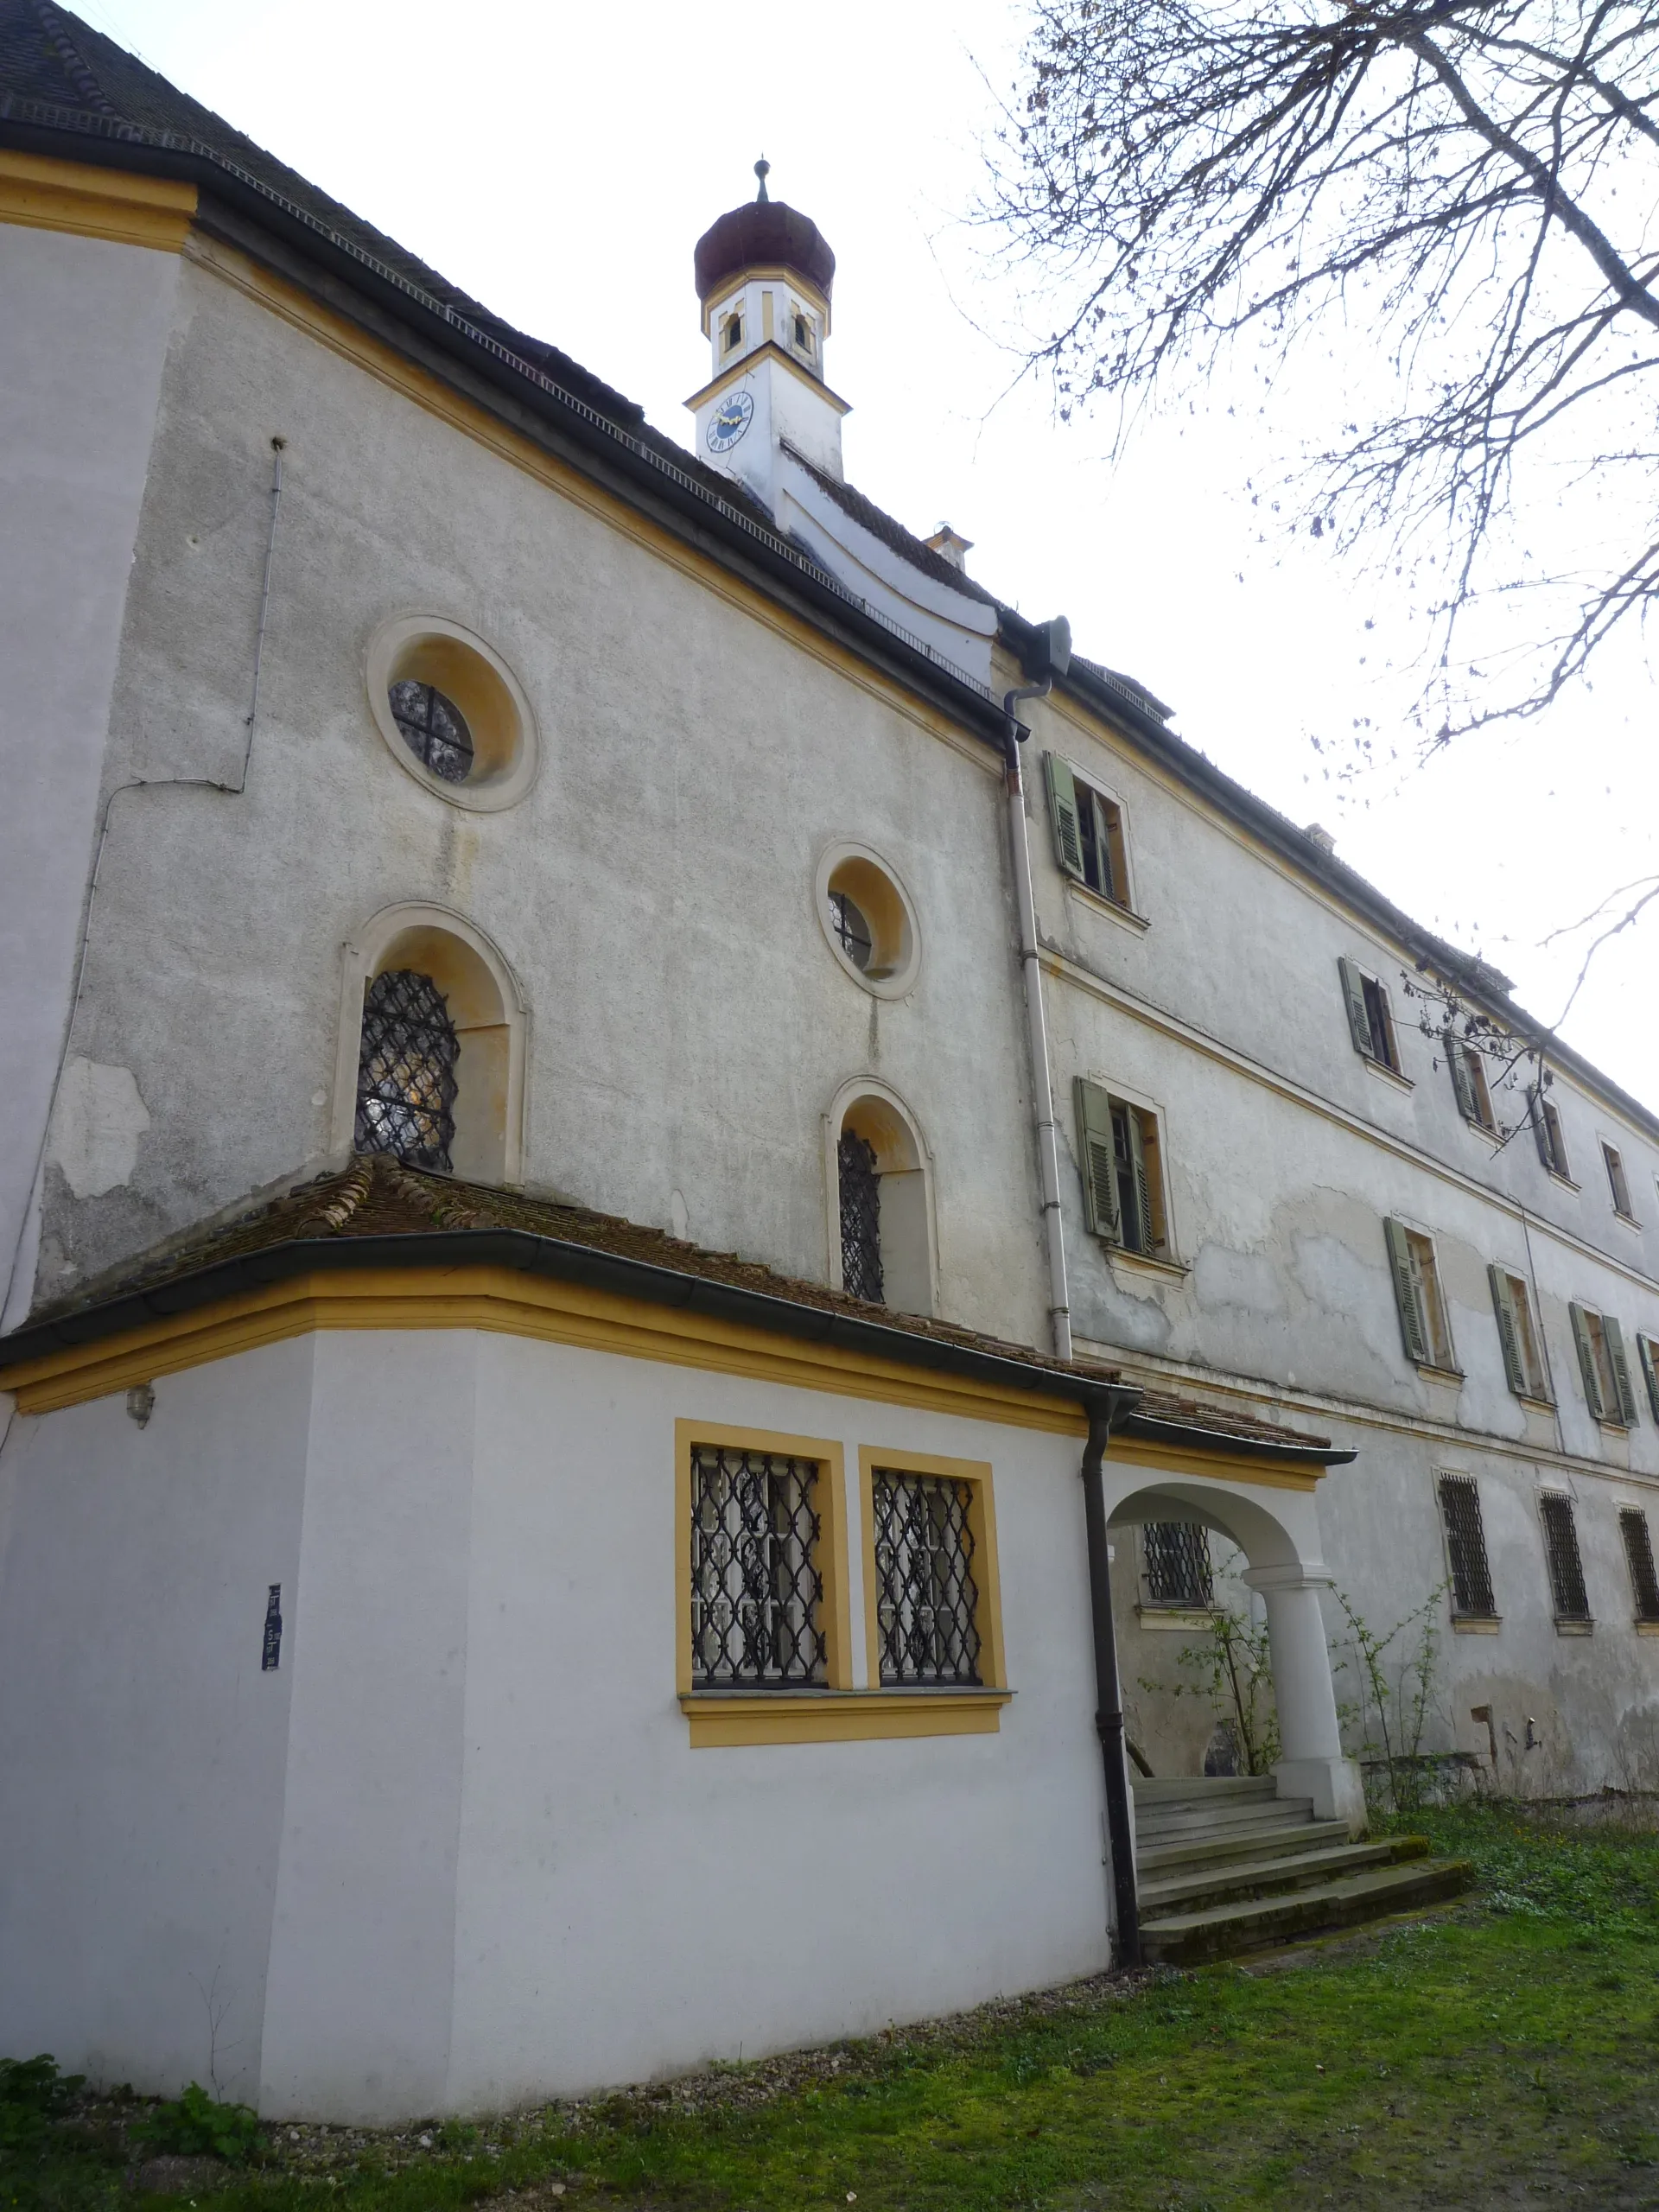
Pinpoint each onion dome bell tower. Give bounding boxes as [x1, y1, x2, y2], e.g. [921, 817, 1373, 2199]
[688, 160, 850, 509]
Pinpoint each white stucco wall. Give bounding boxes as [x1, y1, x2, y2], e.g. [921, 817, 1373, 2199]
[0, 221, 179, 1329]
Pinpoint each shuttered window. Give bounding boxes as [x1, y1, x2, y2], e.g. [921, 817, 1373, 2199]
[1637, 1334, 1659, 1424]
[1449, 1041, 1497, 1133]
[1529, 1088, 1572, 1179]
[1075, 1079, 1167, 1257]
[1338, 957, 1402, 1073]
[1539, 1493, 1591, 1624]
[1439, 1474, 1497, 1618]
[1569, 1301, 1638, 1426]
[1619, 1510, 1659, 1623]
[1384, 1218, 1457, 1372]
[1603, 1141, 1636, 1220]
[1045, 755, 1130, 907]
[1488, 1265, 1550, 1402]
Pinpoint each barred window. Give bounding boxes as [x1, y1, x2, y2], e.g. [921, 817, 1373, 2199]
[354, 969, 459, 1169]
[1439, 1474, 1497, 1618]
[1540, 1493, 1591, 1622]
[690, 1445, 826, 1688]
[1620, 1509, 1659, 1623]
[838, 1129, 883, 1302]
[1143, 1522, 1214, 1608]
[871, 1469, 982, 1686]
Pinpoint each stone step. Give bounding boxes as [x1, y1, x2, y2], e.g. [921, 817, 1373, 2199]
[1139, 1854, 1473, 1966]
[1140, 1836, 1427, 1916]
[1136, 1817, 1353, 1878]
[1131, 1776, 1279, 1807]
[1135, 1797, 1316, 1843]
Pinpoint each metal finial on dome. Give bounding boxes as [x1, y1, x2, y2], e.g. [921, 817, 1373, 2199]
[753, 157, 771, 203]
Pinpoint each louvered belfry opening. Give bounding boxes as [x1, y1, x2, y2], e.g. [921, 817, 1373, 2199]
[838, 1128, 883, 1302]
[1540, 1493, 1591, 1622]
[1439, 1473, 1497, 1618]
[1621, 1510, 1659, 1622]
[1143, 1521, 1215, 1608]
[354, 969, 461, 1170]
[871, 1469, 982, 1686]
[690, 1445, 827, 1688]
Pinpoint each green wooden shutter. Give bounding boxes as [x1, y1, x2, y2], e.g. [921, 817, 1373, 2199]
[1044, 755, 1086, 881]
[1384, 1218, 1429, 1363]
[1126, 1108, 1157, 1254]
[1449, 1043, 1478, 1122]
[1605, 1316, 1639, 1425]
[1638, 1335, 1659, 1424]
[1074, 1077, 1122, 1241]
[1488, 1265, 1527, 1395]
[1338, 958, 1375, 1057]
[1529, 1089, 1554, 1171]
[1569, 1302, 1605, 1418]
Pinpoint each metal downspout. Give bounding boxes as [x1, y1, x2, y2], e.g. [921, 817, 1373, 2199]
[1082, 1388, 1144, 1966]
[1002, 684, 1072, 1363]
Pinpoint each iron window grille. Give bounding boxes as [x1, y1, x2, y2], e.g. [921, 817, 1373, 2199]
[828, 890, 873, 971]
[689, 1445, 826, 1688]
[388, 678, 474, 784]
[1540, 1493, 1592, 1622]
[1142, 1522, 1215, 1609]
[1439, 1473, 1497, 1618]
[871, 1469, 982, 1686]
[839, 1129, 883, 1302]
[1620, 1510, 1659, 1623]
[354, 969, 460, 1169]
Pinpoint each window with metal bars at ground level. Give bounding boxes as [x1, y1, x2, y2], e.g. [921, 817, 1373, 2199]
[354, 969, 459, 1170]
[689, 1445, 826, 1688]
[1074, 1078, 1166, 1257]
[1620, 1510, 1659, 1623]
[838, 1129, 883, 1301]
[1439, 1474, 1497, 1618]
[1539, 1493, 1591, 1623]
[1142, 1522, 1214, 1608]
[1569, 1301, 1638, 1426]
[870, 1469, 982, 1686]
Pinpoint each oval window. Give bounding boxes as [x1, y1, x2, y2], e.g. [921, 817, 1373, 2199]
[365, 617, 538, 811]
[815, 844, 921, 998]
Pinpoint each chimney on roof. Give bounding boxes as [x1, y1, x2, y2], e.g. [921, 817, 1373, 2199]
[1304, 823, 1337, 856]
[925, 524, 974, 574]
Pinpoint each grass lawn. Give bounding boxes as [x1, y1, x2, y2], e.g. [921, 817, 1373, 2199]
[6, 1806, 1659, 2212]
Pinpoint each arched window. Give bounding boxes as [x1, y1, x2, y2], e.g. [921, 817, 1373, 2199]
[827, 1085, 936, 1317]
[334, 905, 528, 1185]
[354, 969, 461, 1168]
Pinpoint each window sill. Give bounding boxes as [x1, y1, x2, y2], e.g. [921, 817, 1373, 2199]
[1103, 1244, 1189, 1283]
[679, 1688, 1011, 1746]
[1459, 1112, 1501, 1142]
[1596, 1417, 1633, 1436]
[1513, 1391, 1557, 1413]
[1414, 1362, 1465, 1386]
[1451, 1614, 1503, 1635]
[1065, 882, 1151, 936]
[1361, 1054, 1414, 1094]
[1613, 1211, 1643, 1230]
[1554, 1617, 1595, 1637]
[1636, 1620, 1659, 1637]
[1135, 1605, 1217, 1633]
[1543, 1169, 1580, 1192]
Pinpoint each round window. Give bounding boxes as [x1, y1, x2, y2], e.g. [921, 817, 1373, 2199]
[365, 617, 538, 811]
[815, 844, 921, 998]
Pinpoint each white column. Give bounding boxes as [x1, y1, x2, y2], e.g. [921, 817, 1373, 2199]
[1243, 1564, 1367, 1835]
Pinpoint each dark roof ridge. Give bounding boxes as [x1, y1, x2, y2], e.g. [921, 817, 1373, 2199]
[30, 0, 113, 111]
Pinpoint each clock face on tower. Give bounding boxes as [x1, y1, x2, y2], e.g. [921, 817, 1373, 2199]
[706, 388, 754, 455]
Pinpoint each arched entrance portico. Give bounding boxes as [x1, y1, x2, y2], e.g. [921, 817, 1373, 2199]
[1103, 1465, 1364, 1835]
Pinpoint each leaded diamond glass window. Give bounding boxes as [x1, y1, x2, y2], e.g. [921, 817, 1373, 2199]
[389, 679, 474, 784]
[871, 1468, 982, 1687]
[839, 1129, 883, 1302]
[690, 1445, 826, 1688]
[353, 969, 460, 1169]
[1143, 1522, 1214, 1608]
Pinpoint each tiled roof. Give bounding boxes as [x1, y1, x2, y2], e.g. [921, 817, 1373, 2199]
[4, 1157, 1342, 1458]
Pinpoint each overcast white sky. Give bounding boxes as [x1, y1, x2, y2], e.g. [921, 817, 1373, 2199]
[72, 0, 1659, 1106]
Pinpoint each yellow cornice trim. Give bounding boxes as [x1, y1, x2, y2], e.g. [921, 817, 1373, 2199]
[0, 150, 195, 251]
[683, 341, 851, 416]
[1108, 1432, 1320, 1491]
[679, 1690, 1009, 1745]
[0, 1262, 1092, 1430]
[181, 232, 991, 779]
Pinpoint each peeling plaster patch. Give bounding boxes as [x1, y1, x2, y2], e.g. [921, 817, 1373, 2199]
[48, 1058, 151, 1198]
[1192, 1243, 1287, 1319]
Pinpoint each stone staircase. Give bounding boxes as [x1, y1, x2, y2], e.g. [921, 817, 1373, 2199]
[1133, 1775, 1471, 1965]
